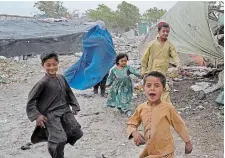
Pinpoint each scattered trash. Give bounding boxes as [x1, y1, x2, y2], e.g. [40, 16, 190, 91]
[173, 78, 183, 81]
[134, 83, 143, 94]
[190, 82, 211, 92]
[179, 70, 190, 77]
[0, 118, 8, 124]
[76, 94, 94, 98]
[218, 106, 224, 110]
[198, 91, 206, 100]
[101, 154, 107, 158]
[133, 93, 138, 99]
[215, 90, 224, 105]
[0, 75, 8, 84]
[79, 112, 100, 117]
[204, 71, 224, 94]
[197, 105, 205, 110]
[192, 71, 207, 77]
[178, 107, 190, 112]
[0, 56, 7, 60]
[21, 142, 32, 150]
[13, 56, 20, 62]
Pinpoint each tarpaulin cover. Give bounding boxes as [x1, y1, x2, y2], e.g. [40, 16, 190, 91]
[140, 1, 223, 60]
[0, 20, 94, 57]
[64, 25, 116, 90]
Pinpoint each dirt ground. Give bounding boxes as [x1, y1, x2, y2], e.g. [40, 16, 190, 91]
[0, 55, 223, 158]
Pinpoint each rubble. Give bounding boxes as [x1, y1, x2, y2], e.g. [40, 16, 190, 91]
[197, 105, 205, 110]
[111, 31, 143, 70]
[204, 70, 224, 94]
[215, 90, 224, 105]
[198, 91, 206, 100]
[0, 52, 223, 158]
[112, 30, 224, 107]
[0, 56, 6, 60]
[0, 55, 76, 86]
[0, 58, 36, 84]
[190, 82, 211, 92]
[168, 66, 214, 79]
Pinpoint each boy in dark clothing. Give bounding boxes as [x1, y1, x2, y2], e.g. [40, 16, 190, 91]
[26, 51, 83, 158]
[93, 73, 109, 97]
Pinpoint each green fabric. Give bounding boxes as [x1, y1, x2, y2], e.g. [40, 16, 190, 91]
[106, 65, 140, 112]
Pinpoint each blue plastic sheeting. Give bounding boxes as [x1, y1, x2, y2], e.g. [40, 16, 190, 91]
[64, 25, 116, 90]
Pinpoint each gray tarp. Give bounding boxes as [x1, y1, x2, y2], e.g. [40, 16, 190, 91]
[0, 20, 94, 57]
[0, 33, 85, 57]
[140, 1, 224, 60]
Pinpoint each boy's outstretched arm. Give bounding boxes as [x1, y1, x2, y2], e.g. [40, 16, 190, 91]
[127, 108, 141, 138]
[169, 106, 193, 154]
[127, 108, 145, 146]
[26, 82, 44, 122]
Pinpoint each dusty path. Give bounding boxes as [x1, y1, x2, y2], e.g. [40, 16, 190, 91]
[0, 56, 223, 158]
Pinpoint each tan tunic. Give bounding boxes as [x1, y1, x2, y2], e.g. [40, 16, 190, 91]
[127, 102, 190, 158]
[141, 39, 181, 103]
[141, 39, 181, 76]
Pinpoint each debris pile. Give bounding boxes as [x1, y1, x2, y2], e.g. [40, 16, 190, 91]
[167, 66, 214, 80]
[0, 58, 40, 85]
[208, 1, 224, 47]
[112, 30, 144, 70]
[0, 55, 77, 86]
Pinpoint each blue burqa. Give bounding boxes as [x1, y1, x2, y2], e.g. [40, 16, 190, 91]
[64, 25, 116, 90]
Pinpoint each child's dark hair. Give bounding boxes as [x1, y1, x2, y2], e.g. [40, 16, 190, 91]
[40, 51, 59, 65]
[143, 71, 166, 88]
[115, 53, 129, 65]
[158, 22, 170, 32]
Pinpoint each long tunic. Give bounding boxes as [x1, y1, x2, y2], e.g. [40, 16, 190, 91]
[106, 65, 140, 112]
[141, 39, 181, 76]
[141, 39, 181, 103]
[26, 74, 82, 144]
[127, 102, 190, 158]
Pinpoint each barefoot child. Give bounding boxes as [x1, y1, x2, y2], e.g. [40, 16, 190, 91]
[141, 22, 182, 103]
[106, 53, 141, 117]
[26, 51, 83, 158]
[127, 71, 192, 158]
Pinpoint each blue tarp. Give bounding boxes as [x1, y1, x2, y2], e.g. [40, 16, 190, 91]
[64, 25, 116, 90]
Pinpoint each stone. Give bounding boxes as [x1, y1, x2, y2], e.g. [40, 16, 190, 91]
[198, 91, 206, 100]
[197, 105, 205, 110]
